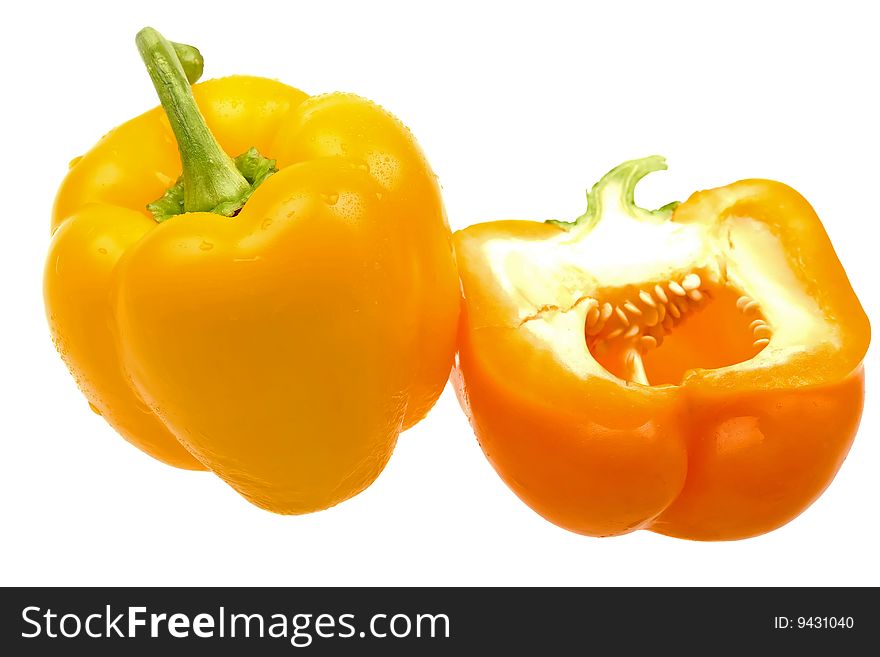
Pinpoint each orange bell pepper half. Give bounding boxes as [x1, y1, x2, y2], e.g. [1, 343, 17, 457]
[44, 29, 458, 513]
[452, 156, 869, 540]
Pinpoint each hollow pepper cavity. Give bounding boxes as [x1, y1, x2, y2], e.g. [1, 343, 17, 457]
[45, 28, 459, 513]
[452, 157, 869, 540]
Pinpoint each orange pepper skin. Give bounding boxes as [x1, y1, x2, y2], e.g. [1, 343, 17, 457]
[452, 319, 689, 537]
[45, 77, 459, 512]
[453, 178, 869, 540]
[650, 368, 864, 540]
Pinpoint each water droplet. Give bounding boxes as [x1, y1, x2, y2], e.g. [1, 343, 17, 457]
[199, 241, 214, 251]
[88, 403, 102, 416]
[97, 247, 108, 255]
[375, 192, 383, 200]
[68, 156, 83, 169]
[321, 192, 339, 206]
[261, 218, 273, 230]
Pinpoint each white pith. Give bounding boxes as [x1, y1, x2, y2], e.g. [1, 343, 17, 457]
[479, 202, 836, 385]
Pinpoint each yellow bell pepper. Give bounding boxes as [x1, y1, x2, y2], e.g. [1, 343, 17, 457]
[44, 28, 459, 513]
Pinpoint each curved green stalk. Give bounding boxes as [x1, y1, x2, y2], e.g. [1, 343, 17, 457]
[136, 27, 275, 222]
[548, 156, 679, 233]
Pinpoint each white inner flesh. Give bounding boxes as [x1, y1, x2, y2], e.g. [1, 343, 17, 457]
[720, 216, 839, 372]
[479, 205, 836, 385]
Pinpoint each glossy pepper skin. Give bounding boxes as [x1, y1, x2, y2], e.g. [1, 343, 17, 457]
[45, 29, 459, 513]
[452, 158, 869, 540]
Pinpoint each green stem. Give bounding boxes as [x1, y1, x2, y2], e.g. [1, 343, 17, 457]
[171, 42, 204, 84]
[136, 27, 250, 215]
[548, 156, 679, 232]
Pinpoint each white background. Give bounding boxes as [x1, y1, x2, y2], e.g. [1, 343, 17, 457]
[1, 0, 877, 586]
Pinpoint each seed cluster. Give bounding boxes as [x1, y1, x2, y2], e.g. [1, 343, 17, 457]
[583, 270, 771, 358]
[740, 297, 772, 349]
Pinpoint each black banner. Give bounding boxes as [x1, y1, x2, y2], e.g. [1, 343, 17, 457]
[0, 587, 873, 654]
